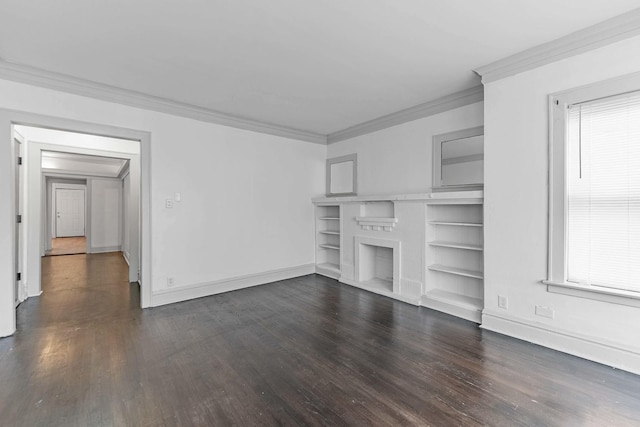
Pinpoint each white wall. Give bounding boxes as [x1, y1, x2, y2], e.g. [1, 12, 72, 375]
[327, 102, 484, 195]
[483, 35, 640, 373]
[89, 178, 122, 252]
[0, 78, 325, 336]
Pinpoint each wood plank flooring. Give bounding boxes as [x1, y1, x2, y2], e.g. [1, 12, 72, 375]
[45, 236, 87, 256]
[1, 253, 639, 426]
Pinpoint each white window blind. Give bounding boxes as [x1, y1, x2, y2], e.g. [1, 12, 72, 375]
[566, 90, 640, 292]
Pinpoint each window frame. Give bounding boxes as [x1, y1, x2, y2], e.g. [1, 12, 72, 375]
[546, 72, 640, 308]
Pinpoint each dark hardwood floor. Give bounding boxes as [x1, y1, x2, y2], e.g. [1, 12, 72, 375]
[1, 253, 639, 426]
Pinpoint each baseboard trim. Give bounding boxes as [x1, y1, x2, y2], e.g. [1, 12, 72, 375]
[421, 296, 481, 323]
[122, 251, 130, 266]
[481, 310, 640, 375]
[151, 263, 315, 307]
[339, 278, 421, 306]
[90, 245, 122, 254]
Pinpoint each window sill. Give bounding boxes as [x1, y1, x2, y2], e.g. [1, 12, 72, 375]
[543, 280, 640, 308]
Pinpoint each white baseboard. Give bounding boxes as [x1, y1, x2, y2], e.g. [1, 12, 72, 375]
[482, 310, 640, 375]
[122, 251, 130, 266]
[151, 263, 315, 307]
[340, 278, 421, 306]
[421, 296, 481, 323]
[90, 245, 122, 254]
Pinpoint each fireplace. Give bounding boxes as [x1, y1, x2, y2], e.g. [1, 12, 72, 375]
[354, 236, 400, 294]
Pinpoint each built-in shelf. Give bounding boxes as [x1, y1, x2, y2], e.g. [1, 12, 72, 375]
[319, 243, 340, 250]
[424, 289, 482, 311]
[317, 262, 340, 275]
[315, 204, 342, 280]
[361, 278, 393, 293]
[421, 289, 483, 323]
[428, 241, 483, 251]
[427, 264, 483, 280]
[428, 221, 483, 227]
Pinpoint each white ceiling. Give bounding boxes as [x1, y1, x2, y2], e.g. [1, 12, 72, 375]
[1, 1, 639, 135]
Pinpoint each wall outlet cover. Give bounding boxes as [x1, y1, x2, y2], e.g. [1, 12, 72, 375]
[498, 295, 508, 309]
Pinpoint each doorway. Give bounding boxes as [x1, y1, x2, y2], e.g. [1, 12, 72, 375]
[1, 110, 151, 337]
[46, 180, 88, 256]
[55, 188, 85, 237]
[15, 123, 140, 282]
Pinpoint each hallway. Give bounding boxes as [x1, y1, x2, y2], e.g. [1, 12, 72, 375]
[1, 254, 640, 426]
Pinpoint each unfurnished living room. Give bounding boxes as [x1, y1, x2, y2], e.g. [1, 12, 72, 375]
[1, 1, 640, 426]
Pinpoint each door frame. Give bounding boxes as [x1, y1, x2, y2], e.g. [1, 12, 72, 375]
[0, 109, 152, 337]
[13, 131, 24, 305]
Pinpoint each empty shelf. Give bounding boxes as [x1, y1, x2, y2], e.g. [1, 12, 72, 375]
[428, 241, 483, 251]
[319, 243, 340, 250]
[361, 278, 393, 293]
[428, 221, 483, 227]
[319, 217, 340, 220]
[319, 230, 340, 235]
[424, 289, 483, 311]
[317, 263, 340, 274]
[427, 264, 483, 279]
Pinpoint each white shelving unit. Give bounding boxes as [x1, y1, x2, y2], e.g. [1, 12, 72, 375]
[423, 197, 484, 323]
[315, 204, 341, 279]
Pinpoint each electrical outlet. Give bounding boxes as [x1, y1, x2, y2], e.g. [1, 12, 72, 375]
[498, 295, 508, 309]
[535, 305, 555, 319]
[167, 277, 175, 287]
[165, 199, 174, 208]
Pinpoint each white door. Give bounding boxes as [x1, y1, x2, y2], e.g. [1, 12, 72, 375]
[56, 189, 85, 237]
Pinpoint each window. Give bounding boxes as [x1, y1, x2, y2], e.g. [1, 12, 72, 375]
[547, 73, 640, 306]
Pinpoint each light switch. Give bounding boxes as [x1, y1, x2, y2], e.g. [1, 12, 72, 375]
[174, 192, 181, 202]
[165, 199, 174, 208]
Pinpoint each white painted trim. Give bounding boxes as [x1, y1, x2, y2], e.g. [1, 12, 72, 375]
[339, 277, 420, 306]
[327, 86, 484, 143]
[421, 295, 481, 323]
[0, 59, 326, 145]
[544, 280, 640, 308]
[475, 8, 640, 83]
[151, 264, 315, 307]
[90, 245, 121, 254]
[122, 251, 130, 267]
[481, 310, 640, 375]
[315, 264, 340, 280]
[0, 59, 484, 145]
[42, 167, 118, 178]
[313, 190, 483, 204]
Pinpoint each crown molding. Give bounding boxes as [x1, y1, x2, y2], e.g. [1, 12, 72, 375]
[0, 59, 327, 144]
[327, 85, 484, 144]
[475, 8, 640, 84]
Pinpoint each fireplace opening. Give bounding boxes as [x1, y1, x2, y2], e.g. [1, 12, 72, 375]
[358, 244, 393, 292]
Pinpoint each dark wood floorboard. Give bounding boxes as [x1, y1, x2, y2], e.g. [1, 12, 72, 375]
[1, 253, 639, 426]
